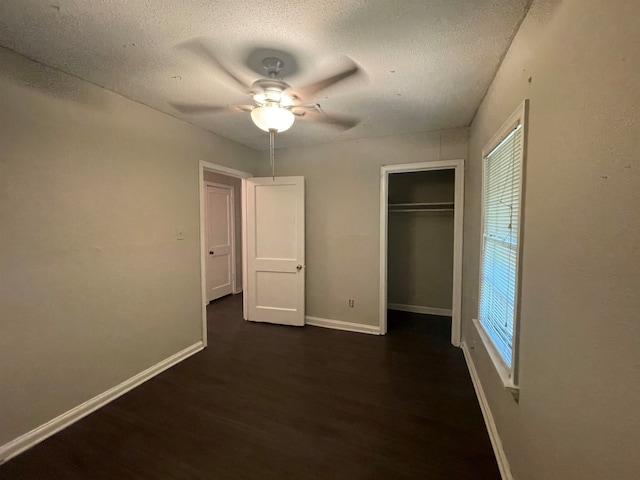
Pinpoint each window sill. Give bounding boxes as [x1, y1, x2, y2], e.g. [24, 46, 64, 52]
[472, 318, 520, 401]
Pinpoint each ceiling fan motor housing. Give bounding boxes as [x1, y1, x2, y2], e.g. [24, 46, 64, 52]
[251, 78, 294, 107]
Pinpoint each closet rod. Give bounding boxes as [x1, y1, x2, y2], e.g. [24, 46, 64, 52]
[388, 202, 454, 207]
[390, 208, 454, 213]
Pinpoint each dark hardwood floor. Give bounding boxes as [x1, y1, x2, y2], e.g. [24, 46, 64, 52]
[1, 295, 499, 479]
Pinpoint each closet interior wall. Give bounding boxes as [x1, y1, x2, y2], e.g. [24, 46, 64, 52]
[387, 170, 455, 315]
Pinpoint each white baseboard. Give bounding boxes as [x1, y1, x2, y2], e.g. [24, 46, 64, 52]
[0, 341, 204, 465]
[388, 303, 452, 317]
[460, 342, 513, 480]
[305, 316, 381, 335]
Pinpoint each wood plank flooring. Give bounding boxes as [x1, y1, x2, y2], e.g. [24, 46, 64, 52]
[0, 294, 500, 479]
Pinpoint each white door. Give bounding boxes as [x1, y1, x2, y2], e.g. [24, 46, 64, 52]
[246, 176, 305, 326]
[205, 183, 234, 302]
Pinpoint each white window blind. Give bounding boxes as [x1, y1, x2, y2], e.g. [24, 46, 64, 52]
[479, 123, 523, 369]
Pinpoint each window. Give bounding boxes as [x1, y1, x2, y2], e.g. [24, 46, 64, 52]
[475, 100, 527, 393]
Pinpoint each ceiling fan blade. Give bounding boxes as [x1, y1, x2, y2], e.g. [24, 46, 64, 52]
[178, 39, 251, 93]
[291, 103, 322, 110]
[170, 102, 253, 115]
[294, 61, 360, 100]
[303, 112, 361, 130]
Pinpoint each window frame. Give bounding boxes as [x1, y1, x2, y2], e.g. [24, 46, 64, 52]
[474, 99, 528, 398]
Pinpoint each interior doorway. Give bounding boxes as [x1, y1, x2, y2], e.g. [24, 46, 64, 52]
[204, 182, 236, 302]
[379, 160, 464, 345]
[199, 161, 252, 346]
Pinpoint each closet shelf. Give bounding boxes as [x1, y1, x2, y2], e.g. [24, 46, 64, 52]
[388, 202, 454, 213]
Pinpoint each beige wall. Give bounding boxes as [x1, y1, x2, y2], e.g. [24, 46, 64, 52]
[388, 170, 455, 310]
[203, 171, 243, 293]
[259, 128, 467, 326]
[387, 213, 454, 309]
[0, 46, 260, 447]
[463, 1, 640, 479]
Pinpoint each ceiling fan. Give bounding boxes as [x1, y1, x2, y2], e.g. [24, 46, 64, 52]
[170, 40, 363, 134]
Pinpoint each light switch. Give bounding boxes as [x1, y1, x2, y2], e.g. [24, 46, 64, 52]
[176, 227, 185, 240]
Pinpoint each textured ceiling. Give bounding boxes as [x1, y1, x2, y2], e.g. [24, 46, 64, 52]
[0, 0, 530, 150]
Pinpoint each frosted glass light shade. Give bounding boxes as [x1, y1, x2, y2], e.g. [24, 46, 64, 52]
[250, 105, 295, 132]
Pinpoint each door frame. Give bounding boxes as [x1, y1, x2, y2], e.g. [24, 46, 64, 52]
[199, 160, 252, 347]
[204, 181, 236, 301]
[379, 160, 465, 346]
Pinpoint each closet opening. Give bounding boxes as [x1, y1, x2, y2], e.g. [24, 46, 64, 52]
[379, 161, 464, 345]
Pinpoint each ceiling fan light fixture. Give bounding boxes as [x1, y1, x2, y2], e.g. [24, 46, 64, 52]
[251, 104, 295, 133]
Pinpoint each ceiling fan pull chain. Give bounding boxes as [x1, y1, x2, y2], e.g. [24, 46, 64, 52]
[269, 129, 276, 180]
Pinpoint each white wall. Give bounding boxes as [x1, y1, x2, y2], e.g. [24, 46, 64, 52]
[463, 1, 640, 478]
[0, 46, 260, 448]
[259, 128, 467, 326]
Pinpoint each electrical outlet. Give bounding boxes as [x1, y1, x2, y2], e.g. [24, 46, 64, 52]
[176, 227, 185, 240]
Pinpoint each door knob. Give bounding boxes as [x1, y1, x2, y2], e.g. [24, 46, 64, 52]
[296, 264, 303, 271]
[209, 251, 214, 255]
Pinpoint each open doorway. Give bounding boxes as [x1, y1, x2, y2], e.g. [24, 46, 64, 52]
[199, 161, 252, 346]
[203, 179, 239, 301]
[379, 160, 464, 345]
